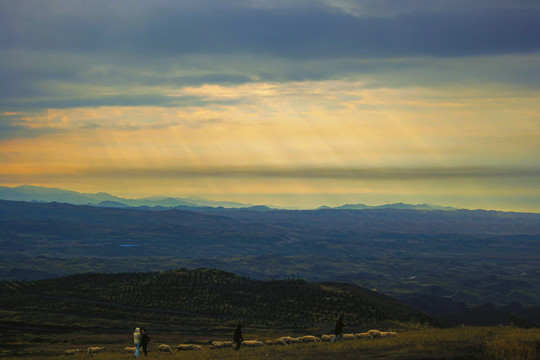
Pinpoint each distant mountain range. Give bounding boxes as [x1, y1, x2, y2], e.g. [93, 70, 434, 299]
[0, 185, 458, 211]
[0, 185, 252, 209]
[321, 203, 458, 211]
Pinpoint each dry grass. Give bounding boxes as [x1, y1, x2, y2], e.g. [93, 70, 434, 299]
[483, 328, 539, 360]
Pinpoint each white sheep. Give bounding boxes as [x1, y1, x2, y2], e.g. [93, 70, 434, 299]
[210, 340, 234, 349]
[367, 330, 383, 338]
[242, 340, 264, 347]
[124, 346, 137, 352]
[381, 331, 399, 338]
[320, 334, 334, 342]
[279, 336, 293, 344]
[300, 335, 321, 343]
[355, 333, 372, 339]
[264, 340, 275, 346]
[343, 333, 356, 341]
[221, 341, 234, 348]
[64, 349, 80, 355]
[87, 346, 105, 355]
[176, 344, 203, 351]
[158, 344, 173, 353]
[273, 338, 287, 346]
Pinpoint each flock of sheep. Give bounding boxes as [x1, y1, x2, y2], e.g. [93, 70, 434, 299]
[65, 330, 398, 356]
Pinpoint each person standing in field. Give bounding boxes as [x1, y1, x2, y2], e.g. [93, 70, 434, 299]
[140, 328, 150, 357]
[331, 316, 346, 342]
[133, 327, 141, 358]
[233, 324, 243, 350]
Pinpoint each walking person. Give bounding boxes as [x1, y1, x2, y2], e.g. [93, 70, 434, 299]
[331, 316, 346, 342]
[233, 324, 243, 351]
[133, 327, 141, 358]
[140, 328, 150, 357]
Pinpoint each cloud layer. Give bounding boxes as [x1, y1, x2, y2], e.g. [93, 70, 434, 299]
[3, 1, 539, 57]
[2, 0, 540, 110]
[1, 0, 539, 211]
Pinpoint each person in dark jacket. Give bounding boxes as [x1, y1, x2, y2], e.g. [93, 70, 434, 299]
[233, 324, 243, 350]
[140, 329, 150, 357]
[331, 316, 346, 342]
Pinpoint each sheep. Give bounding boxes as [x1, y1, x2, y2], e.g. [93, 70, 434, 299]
[367, 330, 383, 338]
[343, 333, 356, 341]
[290, 337, 302, 344]
[242, 340, 264, 347]
[64, 349, 80, 355]
[300, 335, 321, 343]
[176, 344, 203, 351]
[320, 334, 334, 342]
[123, 346, 137, 352]
[355, 333, 372, 339]
[221, 341, 234, 348]
[87, 346, 105, 355]
[272, 338, 287, 346]
[210, 340, 234, 349]
[279, 336, 293, 344]
[264, 340, 275, 346]
[158, 344, 173, 353]
[381, 331, 399, 338]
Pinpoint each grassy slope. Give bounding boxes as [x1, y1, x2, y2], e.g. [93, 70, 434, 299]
[3, 254, 539, 326]
[4, 327, 540, 360]
[2, 269, 539, 359]
[0, 268, 438, 337]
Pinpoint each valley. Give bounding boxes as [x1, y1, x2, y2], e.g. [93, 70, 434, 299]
[1, 199, 539, 327]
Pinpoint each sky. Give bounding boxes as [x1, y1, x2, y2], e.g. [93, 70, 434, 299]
[1, 0, 539, 211]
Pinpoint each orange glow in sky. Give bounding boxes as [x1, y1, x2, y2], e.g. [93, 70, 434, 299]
[1, 2, 539, 211]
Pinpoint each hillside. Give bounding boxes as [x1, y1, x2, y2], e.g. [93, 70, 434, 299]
[0, 268, 438, 336]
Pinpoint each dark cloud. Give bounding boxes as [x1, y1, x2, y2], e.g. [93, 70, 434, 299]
[1, 1, 539, 112]
[2, 1, 538, 58]
[81, 165, 540, 181]
[0, 93, 238, 111]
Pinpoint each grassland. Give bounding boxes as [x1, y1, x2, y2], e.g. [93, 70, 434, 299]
[2, 268, 539, 359]
[3, 326, 539, 360]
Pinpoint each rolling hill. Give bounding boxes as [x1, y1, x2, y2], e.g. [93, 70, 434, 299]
[1, 199, 538, 259]
[0, 268, 438, 335]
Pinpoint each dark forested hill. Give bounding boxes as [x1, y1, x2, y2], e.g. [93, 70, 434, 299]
[0, 268, 437, 334]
